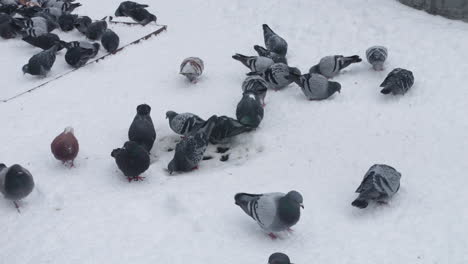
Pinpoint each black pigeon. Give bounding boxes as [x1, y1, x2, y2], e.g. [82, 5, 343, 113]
[64, 41, 100, 68]
[380, 68, 414, 95]
[236, 93, 264, 128]
[16, 5, 42, 18]
[0, 13, 20, 39]
[85, 20, 107, 40]
[0, 4, 17, 15]
[0, 164, 35, 211]
[111, 141, 150, 182]
[128, 104, 156, 153]
[168, 115, 218, 174]
[209, 116, 252, 144]
[269, 253, 292, 264]
[115, 1, 149, 17]
[58, 13, 77, 31]
[22, 44, 59, 76]
[254, 45, 287, 64]
[101, 29, 120, 53]
[126, 7, 156, 25]
[74, 15, 91, 34]
[22, 33, 65, 50]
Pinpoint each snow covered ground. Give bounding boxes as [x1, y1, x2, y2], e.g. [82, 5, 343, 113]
[1, 0, 468, 263]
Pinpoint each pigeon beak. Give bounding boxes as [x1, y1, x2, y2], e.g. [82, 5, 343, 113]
[300, 203, 304, 209]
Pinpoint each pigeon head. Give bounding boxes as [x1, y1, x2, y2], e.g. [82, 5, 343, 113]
[286, 191, 304, 208]
[268, 253, 291, 264]
[166, 111, 177, 120]
[167, 160, 176, 175]
[329, 81, 342, 94]
[111, 148, 122, 158]
[0, 163, 6, 171]
[64, 126, 74, 134]
[285, 67, 301, 83]
[22, 64, 30, 75]
[148, 14, 157, 23]
[0, 23, 16, 39]
[254, 45, 268, 56]
[137, 104, 151, 115]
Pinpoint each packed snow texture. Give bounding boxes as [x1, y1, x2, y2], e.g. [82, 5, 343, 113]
[1, 0, 467, 263]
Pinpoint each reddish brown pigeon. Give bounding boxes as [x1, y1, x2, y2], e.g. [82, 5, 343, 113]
[51, 127, 79, 167]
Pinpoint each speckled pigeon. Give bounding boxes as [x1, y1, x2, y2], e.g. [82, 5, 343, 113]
[232, 53, 274, 75]
[242, 75, 268, 106]
[366, 46, 388, 71]
[180, 57, 204, 83]
[261, 63, 300, 90]
[254, 45, 287, 64]
[309, 55, 362, 78]
[236, 93, 264, 128]
[166, 111, 205, 137]
[111, 141, 150, 182]
[262, 24, 288, 57]
[209, 116, 252, 144]
[235, 191, 303, 238]
[128, 104, 156, 153]
[352, 164, 401, 209]
[287, 72, 341, 100]
[167, 115, 218, 174]
[269, 253, 292, 264]
[380, 68, 414, 95]
[0, 164, 35, 211]
[22, 44, 58, 76]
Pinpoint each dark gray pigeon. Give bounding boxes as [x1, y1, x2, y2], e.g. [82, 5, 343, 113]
[261, 63, 300, 90]
[209, 116, 252, 144]
[0, 13, 21, 39]
[126, 7, 156, 25]
[167, 115, 218, 174]
[262, 24, 288, 57]
[232, 53, 274, 75]
[366, 46, 388, 71]
[166, 111, 205, 137]
[235, 191, 303, 239]
[236, 93, 264, 128]
[111, 141, 150, 182]
[352, 164, 401, 209]
[241, 75, 268, 106]
[0, 164, 35, 211]
[269, 253, 292, 264]
[380, 68, 414, 95]
[22, 33, 64, 50]
[58, 13, 77, 32]
[309, 55, 362, 78]
[128, 104, 156, 153]
[101, 29, 120, 53]
[64, 41, 100, 68]
[254, 45, 287, 64]
[74, 15, 91, 34]
[287, 72, 341, 100]
[86, 20, 107, 40]
[22, 44, 59, 76]
[115, 1, 149, 17]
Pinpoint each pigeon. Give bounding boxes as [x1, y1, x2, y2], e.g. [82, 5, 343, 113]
[64, 41, 99, 68]
[58, 13, 77, 31]
[287, 72, 341, 100]
[21, 16, 58, 36]
[242, 75, 268, 106]
[180, 57, 204, 83]
[22, 44, 58, 76]
[74, 15, 90, 34]
[166, 111, 205, 137]
[49, 1, 81, 13]
[15, 5, 42, 18]
[0, 4, 17, 15]
[128, 104, 156, 153]
[236, 93, 264, 128]
[43, 7, 63, 19]
[261, 63, 300, 91]
[209, 115, 252, 144]
[366, 46, 388, 71]
[269, 253, 292, 264]
[101, 29, 119, 53]
[0, 164, 35, 211]
[126, 7, 156, 25]
[254, 45, 287, 64]
[167, 115, 218, 174]
[352, 164, 401, 209]
[380, 68, 414, 95]
[111, 141, 150, 182]
[0, 13, 20, 39]
[232, 53, 274, 75]
[22, 33, 64, 50]
[85, 20, 107, 40]
[115, 1, 148, 17]
[309, 55, 362, 78]
[234, 191, 303, 238]
[51, 127, 79, 167]
[262, 24, 288, 57]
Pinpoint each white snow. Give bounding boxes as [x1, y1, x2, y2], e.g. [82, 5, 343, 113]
[1, 0, 468, 263]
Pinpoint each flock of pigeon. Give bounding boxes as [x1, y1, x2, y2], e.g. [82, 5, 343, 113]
[1, 0, 415, 259]
[0, 0, 159, 74]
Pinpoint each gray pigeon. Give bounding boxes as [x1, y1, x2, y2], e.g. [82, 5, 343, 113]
[234, 191, 303, 238]
[22, 44, 58, 76]
[232, 53, 274, 75]
[86, 20, 107, 40]
[352, 164, 401, 209]
[209, 116, 252, 144]
[236, 93, 264, 128]
[261, 63, 300, 91]
[366, 46, 388, 71]
[166, 111, 206, 137]
[74, 15, 91, 34]
[262, 24, 288, 57]
[128, 104, 156, 153]
[180, 57, 204, 83]
[0, 164, 35, 211]
[167, 115, 218, 174]
[309, 55, 362, 78]
[380, 68, 414, 95]
[242, 75, 268, 106]
[254, 45, 287, 64]
[287, 72, 341, 100]
[21, 16, 54, 37]
[269, 253, 292, 264]
[101, 29, 120, 53]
